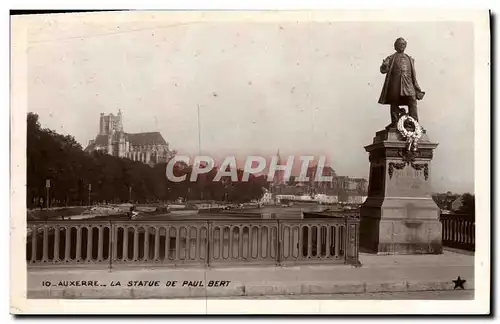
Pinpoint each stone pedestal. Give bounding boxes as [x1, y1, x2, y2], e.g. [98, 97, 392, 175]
[360, 126, 442, 254]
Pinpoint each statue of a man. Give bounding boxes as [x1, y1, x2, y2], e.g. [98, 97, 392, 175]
[378, 37, 425, 125]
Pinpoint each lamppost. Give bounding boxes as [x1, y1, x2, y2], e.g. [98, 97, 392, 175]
[88, 184, 91, 206]
[45, 179, 50, 209]
[129, 186, 132, 202]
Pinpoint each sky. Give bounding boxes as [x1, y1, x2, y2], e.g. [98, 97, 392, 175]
[26, 12, 475, 193]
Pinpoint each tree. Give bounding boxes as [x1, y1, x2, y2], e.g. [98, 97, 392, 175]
[27, 112, 271, 207]
[457, 193, 475, 218]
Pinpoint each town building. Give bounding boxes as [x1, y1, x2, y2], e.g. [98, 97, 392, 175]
[85, 110, 174, 166]
[451, 196, 464, 211]
[266, 150, 368, 205]
[259, 190, 275, 205]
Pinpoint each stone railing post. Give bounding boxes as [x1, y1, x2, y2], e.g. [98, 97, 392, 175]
[206, 220, 211, 268]
[276, 219, 281, 266]
[109, 220, 114, 270]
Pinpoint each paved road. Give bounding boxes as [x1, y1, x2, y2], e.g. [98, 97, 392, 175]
[206, 290, 474, 300]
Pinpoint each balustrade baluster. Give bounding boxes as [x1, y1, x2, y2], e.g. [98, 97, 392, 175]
[326, 225, 331, 257]
[84, 226, 91, 261]
[65, 225, 70, 261]
[467, 222, 470, 245]
[256, 226, 262, 259]
[165, 227, 171, 260]
[180, 227, 186, 259]
[316, 225, 322, 258]
[299, 225, 303, 259]
[335, 226, 340, 258]
[133, 227, 139, 261]
[462, 220, 466, 243]
[249, 226, 255, 259]
[144, 226, 149, 261]
[122, 226, 129, 261]
[239, 226, 244, 259]
[267, 226, 272, 259]
[460, 220, 465, 244]
[307, 226, 312, 258]
[228, 226, 234, 259]
[472, 223, 475, 245]
[449, 219, 451, 242]
[31, 226, 37, 262]
[465, 221, 468, 244]
[244, 226, 250, 260]
[175, 227, 180, 260]
[285, 225, 291, 259]
[449, 220, 453, 242]
[154, 227, 160, 261]
[452, 220, 456, 243]
[463, 221, 467, 243]
[42, 225, 48, 262]
[446, 219, 452, 241]
[112, 225, 117, 263]
[195, 227, 200, 260]
[468, 221, 472, 245]
[98, 226, 104, 261]
[449, 219, 453, 242]
[214, 226, 219, 260]
[54, 226, 60, 261]
[459, 221, 463, 243]
[463, 221, 467, 245]
[76, 226, 82, 261]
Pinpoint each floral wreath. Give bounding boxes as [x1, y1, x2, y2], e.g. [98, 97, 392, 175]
[397, 115, 425, 151]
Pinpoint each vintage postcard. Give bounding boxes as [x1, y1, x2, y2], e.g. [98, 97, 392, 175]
[10, 10, 490, 314]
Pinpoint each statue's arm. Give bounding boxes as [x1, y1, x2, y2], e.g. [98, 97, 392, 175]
[411, 58, 422, 91]
[380, 56, 391, 74]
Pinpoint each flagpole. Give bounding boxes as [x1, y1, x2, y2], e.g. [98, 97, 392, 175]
[198, 104, 203, 201]
[197, 104, 201, 155]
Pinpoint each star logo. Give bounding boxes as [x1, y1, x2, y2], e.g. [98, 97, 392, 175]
[452, 276, 466, 290]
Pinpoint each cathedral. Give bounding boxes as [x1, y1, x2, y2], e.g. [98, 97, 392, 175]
[85, 110, 174, 166]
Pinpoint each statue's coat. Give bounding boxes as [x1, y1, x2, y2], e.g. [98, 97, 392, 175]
[378, 53, 422, 105]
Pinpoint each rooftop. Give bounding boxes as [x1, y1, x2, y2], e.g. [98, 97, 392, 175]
[85, 131, 167, 151]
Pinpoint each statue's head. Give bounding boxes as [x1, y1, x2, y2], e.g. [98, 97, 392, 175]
[394, 37, 407, 53]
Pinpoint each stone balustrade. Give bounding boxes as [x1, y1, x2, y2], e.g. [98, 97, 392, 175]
[440, 214, 475, 251]
[26, 217, 360, 268]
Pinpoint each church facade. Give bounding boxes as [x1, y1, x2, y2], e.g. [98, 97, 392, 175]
[85, 110, 174, 166]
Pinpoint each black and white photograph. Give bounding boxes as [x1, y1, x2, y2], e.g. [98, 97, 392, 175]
[10, 10, 490, 314]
